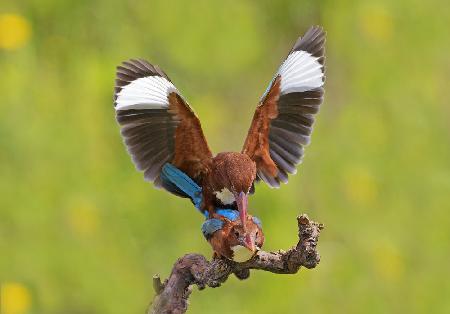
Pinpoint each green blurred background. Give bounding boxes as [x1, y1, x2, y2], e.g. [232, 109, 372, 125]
[1, 0, 449, 313]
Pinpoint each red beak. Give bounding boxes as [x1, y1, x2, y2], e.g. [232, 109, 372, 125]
[236, 191, 248, 231]
[244, 234, 256, 252]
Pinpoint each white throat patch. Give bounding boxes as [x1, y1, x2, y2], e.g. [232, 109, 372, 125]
[214, 188, 235, 205]
[231, 245, 255, 263]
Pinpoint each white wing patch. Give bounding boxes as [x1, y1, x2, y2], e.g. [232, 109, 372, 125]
[214, 188, 235, 205]
[115, 76, 177, 110]
[278, 51, 323, 94]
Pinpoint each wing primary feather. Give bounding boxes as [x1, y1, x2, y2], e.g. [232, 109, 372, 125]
[276, 169, 289, 184]
[269, 149, 297, 174]
[241, 26, 325, 189]
[257, 170, 280, 188]
[269, 140, 301, 165]
[269, 132, 304, 157]
[114, 58, 213, 193]
[270, 126, 311, 145]
[144, 153, 174, 182]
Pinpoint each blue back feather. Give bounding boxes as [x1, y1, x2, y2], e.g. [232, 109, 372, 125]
[215, 209, 239, 221]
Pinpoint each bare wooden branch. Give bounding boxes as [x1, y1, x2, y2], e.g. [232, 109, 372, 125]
[148, 214, 323, 314]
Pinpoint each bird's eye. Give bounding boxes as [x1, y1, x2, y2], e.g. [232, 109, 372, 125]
[234, 231, 239, 238]
[255, 231, 259, 237]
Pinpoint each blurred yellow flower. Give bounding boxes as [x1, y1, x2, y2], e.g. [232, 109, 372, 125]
[1, 282, 31, 314]
[343, 166, 378, 206]
[0, 13, 31, 50]
[358, 4, 393, 42]
[67, 199, 100, 237]
[372, 242, 404, 282]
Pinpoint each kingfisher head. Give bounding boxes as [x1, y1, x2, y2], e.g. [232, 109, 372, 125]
[228, 215, 264, 262]
[202, 212, 264, 262]
[211, 152, 257, 226]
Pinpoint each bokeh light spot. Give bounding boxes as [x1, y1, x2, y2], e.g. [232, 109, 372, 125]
[343, 166, 378, 206]
[0, 14, 31, 50]
[1, 282, 32, 314]
[372, 242, 404, 282]
[0, 13, 31, 50]
[358, 4, 393, 42]
[67, 199, 100, 237]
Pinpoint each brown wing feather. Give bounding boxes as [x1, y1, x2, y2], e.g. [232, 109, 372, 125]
[168, 92, 213, 179]
[114, 59, 212, 192]
[242, 76, 281, 178]
[242, 26, 326, 188]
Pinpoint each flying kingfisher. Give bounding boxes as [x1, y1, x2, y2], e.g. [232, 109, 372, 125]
[113, 26, 326, 262]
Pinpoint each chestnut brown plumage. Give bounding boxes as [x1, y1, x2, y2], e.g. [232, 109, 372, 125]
[113, 26, 326, 261]
[208, 214, 264, 261]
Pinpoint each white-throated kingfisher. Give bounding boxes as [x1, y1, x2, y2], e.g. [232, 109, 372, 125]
[113, 26, 326, 262]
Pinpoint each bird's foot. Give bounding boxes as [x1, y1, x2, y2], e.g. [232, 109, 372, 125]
[234, 269, 250, 280]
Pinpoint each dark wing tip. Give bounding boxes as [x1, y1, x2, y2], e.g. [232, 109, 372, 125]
[115, 58, 168, 80]
[290, 25, 326, 59]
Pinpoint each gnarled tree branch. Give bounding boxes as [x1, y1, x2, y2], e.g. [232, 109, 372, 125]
[148, 214, 323, 314]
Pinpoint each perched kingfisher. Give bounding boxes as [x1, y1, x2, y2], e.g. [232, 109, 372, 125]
[113, 26, 326, 262]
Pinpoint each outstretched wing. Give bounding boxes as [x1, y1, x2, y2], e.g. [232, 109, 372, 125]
[242, 26, 326, 188]
[114, 59, 213, 192]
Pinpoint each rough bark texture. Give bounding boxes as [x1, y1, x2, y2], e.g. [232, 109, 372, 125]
[148, 214, 323, 314]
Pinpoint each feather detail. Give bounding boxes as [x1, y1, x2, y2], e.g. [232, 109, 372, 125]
[114, 59, 213, 195]
[201, 219, 224, 239]
[242, 26, 326, 188]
